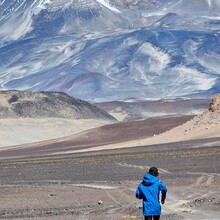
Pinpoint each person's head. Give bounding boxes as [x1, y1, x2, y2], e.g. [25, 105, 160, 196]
[148, 167, 159, 177]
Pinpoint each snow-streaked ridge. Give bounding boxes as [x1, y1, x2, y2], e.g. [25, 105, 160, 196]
[0, 0, 219, 101]
[95, 0, 121, 13]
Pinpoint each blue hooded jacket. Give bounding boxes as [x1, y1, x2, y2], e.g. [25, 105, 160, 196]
[136, 173, 167, 216]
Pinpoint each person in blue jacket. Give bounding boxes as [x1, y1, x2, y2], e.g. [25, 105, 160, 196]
[136, 167, 167, 220]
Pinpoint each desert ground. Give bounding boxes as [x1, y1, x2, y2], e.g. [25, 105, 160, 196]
[0, 98, 220, 220]
[0, 139, 220, 220]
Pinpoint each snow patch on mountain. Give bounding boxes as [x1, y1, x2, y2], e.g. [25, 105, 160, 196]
[96, 0, 121, 13]
[33, 0, 52, 15]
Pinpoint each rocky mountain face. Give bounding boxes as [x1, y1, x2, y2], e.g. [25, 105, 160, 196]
[0, 90, 116, 120]
[0, 0, 220, 101]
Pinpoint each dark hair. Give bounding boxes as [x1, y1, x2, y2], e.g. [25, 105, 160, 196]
[149, 167, 159, 177]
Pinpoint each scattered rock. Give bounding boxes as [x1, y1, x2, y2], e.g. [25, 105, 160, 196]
[49, 194, 56, 197]
[97, 200, 103, 205]
[162, 213, 184, 220]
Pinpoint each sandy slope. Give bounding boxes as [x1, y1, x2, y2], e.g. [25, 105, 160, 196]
[60, 108, 220, 154]
[51, 122, 220, 154]
[0, 110, 219, 154]
[0, 118, 111, 148]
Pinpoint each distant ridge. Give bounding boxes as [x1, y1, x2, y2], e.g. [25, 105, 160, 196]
[0, 90, 116, 121]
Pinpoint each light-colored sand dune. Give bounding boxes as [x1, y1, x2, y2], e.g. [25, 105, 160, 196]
[1, 109, 220, 153]
[54, 123, 220, 154]
[56, 108, 220, 154]
[0, 118, 111, 148]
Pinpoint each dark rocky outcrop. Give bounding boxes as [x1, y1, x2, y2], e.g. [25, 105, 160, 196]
[209, 94, 220, 112]
[0, 90, 116, 121]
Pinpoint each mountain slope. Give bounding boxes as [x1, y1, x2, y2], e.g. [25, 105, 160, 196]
[0, 90, 116, 120]
[0, 0, 220, 101]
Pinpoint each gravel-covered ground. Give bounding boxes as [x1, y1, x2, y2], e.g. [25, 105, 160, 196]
[0, 139, 219, 220]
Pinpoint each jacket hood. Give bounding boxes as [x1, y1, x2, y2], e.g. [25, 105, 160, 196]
[142, 173, 158, 186]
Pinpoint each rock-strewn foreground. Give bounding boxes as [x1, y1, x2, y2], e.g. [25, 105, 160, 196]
[0, 90, 116, 121]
